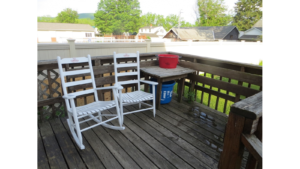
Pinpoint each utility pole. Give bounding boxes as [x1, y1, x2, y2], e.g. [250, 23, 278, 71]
[178, 9, 183, 29]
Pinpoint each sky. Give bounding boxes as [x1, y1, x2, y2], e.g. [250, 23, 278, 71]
[37, 0, 237, 24]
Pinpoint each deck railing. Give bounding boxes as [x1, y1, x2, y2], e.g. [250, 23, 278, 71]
[218, 91, 262, 169]
[37, 51, 262, 121]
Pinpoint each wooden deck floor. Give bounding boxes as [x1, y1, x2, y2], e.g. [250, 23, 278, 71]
[38, 96, 248, 169]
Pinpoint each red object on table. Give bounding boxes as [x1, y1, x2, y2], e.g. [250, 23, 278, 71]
[158, 54, 179, 69]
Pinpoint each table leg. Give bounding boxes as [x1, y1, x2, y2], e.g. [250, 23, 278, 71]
[178, 78, 185, 103]
[156, 78, 162, 109]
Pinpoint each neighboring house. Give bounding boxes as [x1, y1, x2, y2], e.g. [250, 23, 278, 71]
[37, 22, 95, 43]
[92, 26, 101, 37]
[137, 26, 167, 42]
[239, 19, 263, 41]
[163, 28, 215, 41]
[163, 26, 240, 41]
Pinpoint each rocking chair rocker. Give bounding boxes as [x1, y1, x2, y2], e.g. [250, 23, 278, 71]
[57, 55, 124, 150]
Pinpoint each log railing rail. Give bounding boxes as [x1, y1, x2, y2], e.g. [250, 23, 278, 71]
[218, 91, 262, 169]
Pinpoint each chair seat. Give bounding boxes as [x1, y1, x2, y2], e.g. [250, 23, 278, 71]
[120, 91, 154, 103]
[70, 101, 116, 116]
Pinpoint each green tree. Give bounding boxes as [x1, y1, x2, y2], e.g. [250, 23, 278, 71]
[56, 8, 79, 23]
[94, 0, 141, 35]
[140, 13, 165, 27]
[196, 0, 232, 26]
[37, 15, 57, 22]
[77, 18, 95, 27]
[232, 0, 262, 31]
[140, 13, 194, 31]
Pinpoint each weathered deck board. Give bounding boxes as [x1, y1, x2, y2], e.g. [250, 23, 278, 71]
[49, 118, 86, 169]
[38, 97, 249, 169]
[98, 117, 159, 169]
[37, 129, 50, 169]
[122, 106, 207, 169]
[60, 118, 106, 169]
[129, 104, 217, 168]
[39, 121, 68, 169]
[84, 117, 142, 169]
[102, 111, 177, 169]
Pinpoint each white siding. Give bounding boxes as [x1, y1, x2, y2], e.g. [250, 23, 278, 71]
[38, 31, 95, 43]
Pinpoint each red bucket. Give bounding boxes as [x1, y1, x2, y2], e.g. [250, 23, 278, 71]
[158, 54, 179, 69]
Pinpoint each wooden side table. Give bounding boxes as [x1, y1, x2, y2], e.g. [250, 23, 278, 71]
[140, 66, 196, 109]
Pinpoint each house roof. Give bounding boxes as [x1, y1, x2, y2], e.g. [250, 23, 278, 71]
[38, 22, 95, 32]
[255, 27, 262, 31]
[168, 28, 215, 40]
[179, 26, 237, 39]
[253, 19, 262, 27]
[239, 35, 261, 40]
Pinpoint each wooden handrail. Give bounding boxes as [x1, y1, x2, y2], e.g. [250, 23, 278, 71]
[218, 91, 262, 169]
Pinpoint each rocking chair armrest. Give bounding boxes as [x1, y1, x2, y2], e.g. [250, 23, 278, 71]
[62, 94, 77, 99]
[140, 80, 158, 85]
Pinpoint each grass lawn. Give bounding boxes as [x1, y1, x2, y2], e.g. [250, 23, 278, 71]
[173, 72, 261, 115]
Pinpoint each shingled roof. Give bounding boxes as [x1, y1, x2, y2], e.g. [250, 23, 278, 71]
[38, 22, 95, 32]
[255, 27, 262, 31]
[168, 28, 215, 40]
[179, 26, 237, 40]
[239, 35, 261, 40]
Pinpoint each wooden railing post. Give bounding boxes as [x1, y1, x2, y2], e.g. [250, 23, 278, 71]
[145, 39, 151, 53]
[67, 38, 76, 58]
[218, 91, 262, 169]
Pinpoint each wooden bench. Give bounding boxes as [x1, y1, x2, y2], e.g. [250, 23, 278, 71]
[218, 91, 262, 169]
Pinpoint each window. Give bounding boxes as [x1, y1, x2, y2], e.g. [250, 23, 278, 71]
[86, 33, 92, 37]
[230, 35, 233, 39]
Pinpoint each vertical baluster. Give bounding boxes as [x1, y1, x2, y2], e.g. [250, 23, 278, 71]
[200, 72, 206, 104]
[235, 67, 245, 102]
[207, 73, 214, 107]
[223, 78, 231, 113]
[215, 75, 222, 110]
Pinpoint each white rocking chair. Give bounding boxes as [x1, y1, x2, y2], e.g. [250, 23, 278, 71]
[113, 51, 158, 123]
[57, 55, 124, 150]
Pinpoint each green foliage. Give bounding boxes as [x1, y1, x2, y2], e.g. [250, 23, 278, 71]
[146, 36, 151, 39]
[232, 0, 262, 31]
[196, 0, 232, 26]
[37, 15, 57, 22]
[187, 91, 196, 103]
[140, 12, 165, 27]
[259, 60, 263, 66]
[140, 12, 194, 31]
[94, 0, 141, 35]
[77, 18, 95, 26]
[56, 8, 79, 23]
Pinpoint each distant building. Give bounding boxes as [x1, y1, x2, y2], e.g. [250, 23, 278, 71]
[137, 26, 167, 42]
[37, 22, 95, 43]
[239, 19, 263, 41]
[163, 26, 240, 41]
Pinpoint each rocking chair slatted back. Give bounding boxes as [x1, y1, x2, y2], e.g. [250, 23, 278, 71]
[57, 55, 99, 110]
[113, 51, 140, 92]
